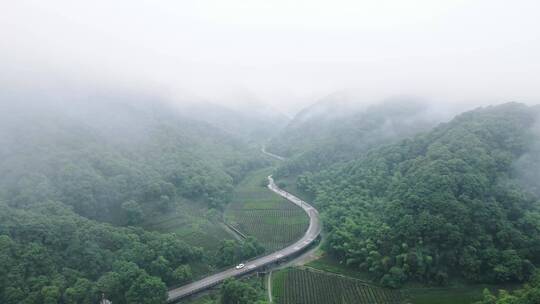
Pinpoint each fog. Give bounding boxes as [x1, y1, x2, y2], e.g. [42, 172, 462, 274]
[514, 115, 540, 196]
[1, 0, 540, 115]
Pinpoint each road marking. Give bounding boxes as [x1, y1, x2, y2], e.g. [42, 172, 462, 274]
[247, 264, 256, 269]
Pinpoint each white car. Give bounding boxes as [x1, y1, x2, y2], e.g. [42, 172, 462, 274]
[235, 263, 245, 270]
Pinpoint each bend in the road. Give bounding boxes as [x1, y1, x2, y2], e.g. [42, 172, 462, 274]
[261, 145, 285, 161]
[166, 175, 321, 303]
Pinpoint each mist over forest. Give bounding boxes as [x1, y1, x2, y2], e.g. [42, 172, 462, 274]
[2, 1, 540, 304]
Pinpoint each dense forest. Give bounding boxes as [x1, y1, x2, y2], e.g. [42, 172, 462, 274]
[0, 89, 277, 303]
[0, 90, 270, 222]
[0, 201, 195, 303]
[3, 89, 540, 304]
[267, 96, 444, 177]
[294, 103, 540, 287]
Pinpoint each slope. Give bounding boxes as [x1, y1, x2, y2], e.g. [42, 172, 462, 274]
[299, 102, 540, 287]
[267, 95, 444, 177]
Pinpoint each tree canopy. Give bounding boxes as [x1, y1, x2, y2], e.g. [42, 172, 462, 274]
[296, 103, 540, 287]
[0, 94, 272, 303]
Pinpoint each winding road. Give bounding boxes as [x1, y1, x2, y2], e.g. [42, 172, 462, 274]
[167, 175, 321, 303]
[261, 145, 285, 161]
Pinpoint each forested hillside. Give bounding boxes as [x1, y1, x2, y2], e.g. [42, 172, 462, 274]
[267, 96, 443, 177]
[0, 89, 276, 303]
[0, 201, 197, 304]
[176, 99, 288, 143]
[0, 90, 267, 223]
[297, 103, 540, 287]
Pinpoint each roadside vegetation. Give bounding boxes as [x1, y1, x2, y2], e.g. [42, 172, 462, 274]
[180, 277, 269, 304]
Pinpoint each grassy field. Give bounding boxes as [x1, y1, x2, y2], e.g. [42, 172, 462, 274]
[225, 168, 309, 252]
[272, 267, 403, 304]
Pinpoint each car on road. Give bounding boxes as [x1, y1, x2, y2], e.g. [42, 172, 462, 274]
[235, 263, 245, 270]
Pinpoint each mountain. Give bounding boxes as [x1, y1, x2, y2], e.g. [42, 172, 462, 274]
[0, 88, 274, 303]
[0, 89, 271, 222]
[173, 98, 289, 144]
[268, 95, 447, 176]
[297, 102, 540, 287]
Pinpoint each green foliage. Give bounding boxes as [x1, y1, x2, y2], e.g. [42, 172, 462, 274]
[96, 272, 123, 303]
[0, 201, 199, 303]
[215, 237, 265, 267]
[122, 200, 144, 225]
[220, 278, 266, 304]
[474, 271, 540, 304]
[380, 267, 407, 288]
[173, 265, 193, 284]
[301, 103, 540, 287]
[0, 98, 267, 223]
[125, 274, 168, 304]
[41, 285, 61, 304]
[0, 96, 272, 303]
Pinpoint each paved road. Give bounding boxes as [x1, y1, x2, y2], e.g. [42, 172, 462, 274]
[167, 175, 321, 303]
[261, 145, 285, 161]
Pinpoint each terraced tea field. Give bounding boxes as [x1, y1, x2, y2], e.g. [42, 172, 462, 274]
[225, 168, 309, 252]
[228, 209, 307, 251]
[272, 268, 404, 304]
[144, 198, 230, 253]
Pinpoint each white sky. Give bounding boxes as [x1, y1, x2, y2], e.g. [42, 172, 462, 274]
[1, 0, 540, 113]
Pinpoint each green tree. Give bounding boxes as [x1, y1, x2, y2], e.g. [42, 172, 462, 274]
[216, 240, 238, 267]
[41, 286, 61, 304]
[149, 256, 172, 282]
[3, 287, 25, 304]
[122, 200, 143, 225]
[300, 103, 540, 286]
[220, 279, 261, 304]
[240, 237, 265, 259]
[125, 275, 167, 304]
[173, 265, 193, 284]
[96, 272, 123, 304]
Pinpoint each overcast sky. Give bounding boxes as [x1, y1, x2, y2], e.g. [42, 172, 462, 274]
[1, 0, 539, 114]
